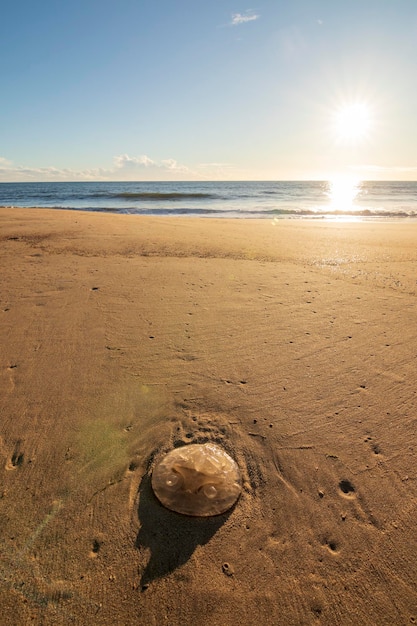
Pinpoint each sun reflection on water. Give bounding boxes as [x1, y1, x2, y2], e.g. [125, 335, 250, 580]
[326, 177, 362, 221]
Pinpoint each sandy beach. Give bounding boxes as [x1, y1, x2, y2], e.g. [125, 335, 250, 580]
[1, 208, 417, 625]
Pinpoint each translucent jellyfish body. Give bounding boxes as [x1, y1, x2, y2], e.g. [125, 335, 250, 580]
[151, 443, 242, 516]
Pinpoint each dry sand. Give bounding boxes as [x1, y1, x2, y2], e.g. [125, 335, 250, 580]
[1, 208, 417, 625]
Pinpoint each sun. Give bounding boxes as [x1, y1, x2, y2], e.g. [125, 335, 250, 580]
[332, 102, 373, 144]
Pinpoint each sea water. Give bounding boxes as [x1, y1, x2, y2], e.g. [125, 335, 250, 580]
[1, 180, 417, 219]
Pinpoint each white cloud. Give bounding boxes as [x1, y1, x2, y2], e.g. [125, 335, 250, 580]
[161, 158, 191, 173]
[113, 154, 156, 168]
[0, 154, 231, 182]
[114, 154, 193, 175]
[231, 11, 259, 26]
[0, 161, 108, 182]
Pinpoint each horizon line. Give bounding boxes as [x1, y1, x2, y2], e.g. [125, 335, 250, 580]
[1, 178, 417, 184]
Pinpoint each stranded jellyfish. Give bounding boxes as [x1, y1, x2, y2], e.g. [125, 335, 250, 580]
[151, 443, 242, 516]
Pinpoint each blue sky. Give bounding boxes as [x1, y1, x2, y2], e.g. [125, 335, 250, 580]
[1, 0, 417, 181]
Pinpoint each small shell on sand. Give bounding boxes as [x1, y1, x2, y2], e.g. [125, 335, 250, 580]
[151, 443, 242, 516]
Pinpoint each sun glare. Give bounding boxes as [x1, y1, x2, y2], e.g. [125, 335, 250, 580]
[332, 102, 373, 144]
[328, 176, 360, 213]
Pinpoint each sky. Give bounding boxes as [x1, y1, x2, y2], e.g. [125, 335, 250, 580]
[1, 0, 417, 182]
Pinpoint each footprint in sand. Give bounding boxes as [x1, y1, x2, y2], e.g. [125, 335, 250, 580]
[323, 537, 340, 554]
[338, 477, 383, 529]
[364, 435, 382, 455]
[6, 363, 18, 391]
[338, 479, 356, 498]
[5, 440, 25, 470]
[89, 539, 102, 558]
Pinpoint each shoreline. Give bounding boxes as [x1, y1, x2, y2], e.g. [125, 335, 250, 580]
[1, 208, 417, 624]
[2, 204, 417, 222]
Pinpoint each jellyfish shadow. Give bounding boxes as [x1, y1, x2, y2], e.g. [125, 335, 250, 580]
[136, 473, 231, 587]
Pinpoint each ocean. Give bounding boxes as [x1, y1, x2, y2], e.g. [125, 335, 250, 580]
[1, 180, 417, 219]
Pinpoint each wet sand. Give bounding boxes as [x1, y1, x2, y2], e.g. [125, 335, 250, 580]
[1, 208, 417, 625]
